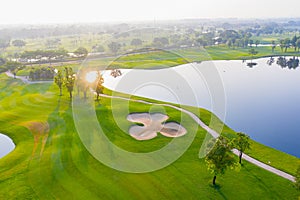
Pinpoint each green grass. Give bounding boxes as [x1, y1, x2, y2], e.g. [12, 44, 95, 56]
[80, 46, 300, 70]
[0, 75, 299, 199]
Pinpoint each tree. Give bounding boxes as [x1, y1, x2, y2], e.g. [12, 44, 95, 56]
[271, 40, 276, 53]
[284, 38, 291, 53]
[153, 37, 169, 48]
[226, 39, 232, 49]
[130, 38, 143, 47]
[196, 38, 208, 48]
[74, 47, 88, 57]
[0, 38, 10, 50]
[46, 38, 61, 48]
[92, 45, 105, 53]
[64, 67, 76, 98]
[95, 71, 104, 101]
[296, 39, 300, 52]
[54, 69, 63, 96]
[255, 40, 260, 47]
[108, 42, 121, 55]
[205, 136, 236, 185]
[279, 39, 285, 52]
[296, 165, 300, 190]
[291, 35, 298, 52]
[12, 40, 26, 48]
[4, 61, 23, 77]
[249, 39, 254, 47]
[232, 132, 251, 164]
[248, 48, 258, 64]
[0, 57, 5, 66]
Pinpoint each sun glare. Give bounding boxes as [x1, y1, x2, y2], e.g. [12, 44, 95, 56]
[86, 71, 97, 83]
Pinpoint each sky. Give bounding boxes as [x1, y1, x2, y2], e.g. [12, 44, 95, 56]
[1, 0, 300, 24]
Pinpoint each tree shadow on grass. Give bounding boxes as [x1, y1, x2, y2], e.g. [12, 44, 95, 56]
[209, 183, 228, 200]
[243, 164, 275, 195]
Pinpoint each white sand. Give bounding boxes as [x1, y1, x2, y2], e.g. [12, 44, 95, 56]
[127, 113, 187, 140]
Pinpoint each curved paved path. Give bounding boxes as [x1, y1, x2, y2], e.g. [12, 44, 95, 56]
[100, 94, 296, 182]
[5, 72, 296, 182]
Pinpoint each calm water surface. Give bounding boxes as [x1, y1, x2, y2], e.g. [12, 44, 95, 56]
[103, 58, 300, 158]
[0, 133, 15, 158]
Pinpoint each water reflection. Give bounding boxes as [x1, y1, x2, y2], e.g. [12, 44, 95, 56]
[276, 56, 299, 69]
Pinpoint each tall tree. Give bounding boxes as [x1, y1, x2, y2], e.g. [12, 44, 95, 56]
[74, 47, 88, 57]
[64, 67, 76, 98]
[279, 39, 285, 52]
[271, 40, 276, 53]
[205, 136, 236, 185]
[0, 38, 10, 50]
[249, 48, 258, 64]
[95, 71, 104, 101]
[153, 37, 169, 48]
[12, 40, 26, 48]
[284, 38, 291, 53]
[296, 39, 300, 52]
[108, 42, 121, 55]
[54, 69, 63, 96]
[232, 132, 251, 164]
[0, 57, 5, 66]
[291, 35, 298, 52]
[249, 39, 254, 47]
[255, 40, 260, 47]
[130, 38, 143, 47]
[226, 39, 232, 49]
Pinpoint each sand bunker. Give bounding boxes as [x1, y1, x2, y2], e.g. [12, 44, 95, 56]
[127, 113, 187, 140]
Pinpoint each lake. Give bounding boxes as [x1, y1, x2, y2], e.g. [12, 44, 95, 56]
[0, 133, 15, 158]
[103, 57, 300, 158]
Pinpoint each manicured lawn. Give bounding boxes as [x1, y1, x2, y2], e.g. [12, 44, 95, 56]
[0, 75, 299, 199]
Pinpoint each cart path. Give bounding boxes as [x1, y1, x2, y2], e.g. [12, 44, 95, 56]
[100, 94, 296, 182]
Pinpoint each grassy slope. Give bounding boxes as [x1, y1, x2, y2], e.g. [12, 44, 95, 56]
[0, 75, 299, 199]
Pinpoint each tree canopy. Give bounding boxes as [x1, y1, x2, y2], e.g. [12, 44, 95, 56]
[108, 42, 121, 55]
[12, 40, 26, 48]
[74, 47, 88, 57]
[232, 132, 251, 164]
[205, 136, 236, 185]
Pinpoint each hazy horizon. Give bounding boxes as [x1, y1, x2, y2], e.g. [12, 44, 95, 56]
[1, 0, 300, 25]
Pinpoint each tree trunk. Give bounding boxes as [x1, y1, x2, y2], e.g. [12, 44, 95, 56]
[69, 91, 72, 98]
[239, 151, 243, 164]
[96, 93, 99, 101]
[213, 175, 217, 185]
[59, 87, 62, 96]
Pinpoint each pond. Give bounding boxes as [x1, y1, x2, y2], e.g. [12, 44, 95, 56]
[103, 57, 300, 158]
[0, 133, 15, 159]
